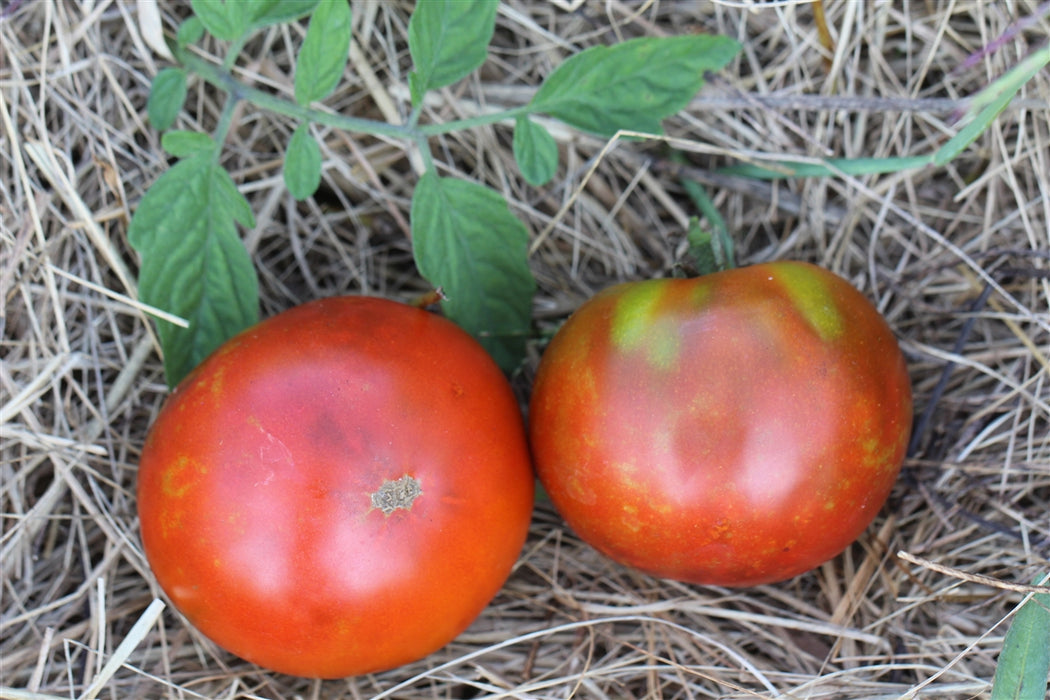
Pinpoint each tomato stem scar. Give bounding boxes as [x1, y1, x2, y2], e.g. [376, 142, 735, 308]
[370, 474, 423, 514]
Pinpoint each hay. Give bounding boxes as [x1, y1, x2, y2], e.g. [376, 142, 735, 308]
[2, 1, 1047, 697]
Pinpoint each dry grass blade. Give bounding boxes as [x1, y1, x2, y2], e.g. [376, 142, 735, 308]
[2, 1, 1048, 698]
[898, 552, 1050, 596]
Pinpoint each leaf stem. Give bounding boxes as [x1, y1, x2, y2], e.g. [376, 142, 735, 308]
[415, 133, 436, 173]
[176, 46, 412, 141]
[224, 34, 250, 72]
[406, 104, 423, 129]
[174, 44, 538, 159]
[417, 105, 532, 135]
[212, 95, 239, 158]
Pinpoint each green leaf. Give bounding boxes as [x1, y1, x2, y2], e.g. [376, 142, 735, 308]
[161, 131, 216, 159]
[411, 173, 535, 371]
[147, 68, 187, 131]
[990, 587, 1050, 700]
[176, 16, 205, 47]
[295, 0, 351, 106]
[529, 34, 740, 137]
[513, 116, 559, 186]
[407, 0, 499, 107]
[191, 0, 248, 41]
[284, 124, 322, 200]
[247, 0, 320, 27]
[128, 154, 259, 387]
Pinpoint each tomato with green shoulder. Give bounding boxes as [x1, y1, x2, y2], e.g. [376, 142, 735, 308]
[529, 261, 912, 587]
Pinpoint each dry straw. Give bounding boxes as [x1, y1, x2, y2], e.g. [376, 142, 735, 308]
[2, 1, 1048, 698]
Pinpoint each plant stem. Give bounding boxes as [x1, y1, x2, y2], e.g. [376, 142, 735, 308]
[175, 47, 536, 156]
[224, 34, 250, 72]
[176, 46, 412, 140]
[418, 105, 531, 136]
[415, 132, 435, 173]
[212, 94, 239, 158]
[407, 103, 423, 129]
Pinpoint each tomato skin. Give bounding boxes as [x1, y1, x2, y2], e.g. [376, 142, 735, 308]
[529, 261, 912, 587]
[137, 297, 534, 678]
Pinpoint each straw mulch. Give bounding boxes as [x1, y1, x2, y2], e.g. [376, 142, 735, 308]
[3, 1, 1048, 698]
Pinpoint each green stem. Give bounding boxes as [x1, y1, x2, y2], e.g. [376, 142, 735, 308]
[176, 46, 412, 141]
[212, 93, 239, 158]
[418, 105, 532, 136]
[415, 132, 435, 173]
[224, 34, 250, 72]
[175, 47, 537, 156]
[406, 104, 423, 130]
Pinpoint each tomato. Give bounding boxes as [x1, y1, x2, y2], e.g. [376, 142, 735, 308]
[137, 297, 534, 678]
[528, 261, 911, 587]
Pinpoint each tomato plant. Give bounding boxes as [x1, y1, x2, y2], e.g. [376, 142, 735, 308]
[529, 261, 912, 587]
[137, 296, 535, 678]
[134, 0, 740, 387]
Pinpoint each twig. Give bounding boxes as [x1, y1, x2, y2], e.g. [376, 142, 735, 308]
[898, 552, 1050, 595]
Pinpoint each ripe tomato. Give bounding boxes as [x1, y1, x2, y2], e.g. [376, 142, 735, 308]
[529, 261, 911, 587]
[138, 297, 534, 678]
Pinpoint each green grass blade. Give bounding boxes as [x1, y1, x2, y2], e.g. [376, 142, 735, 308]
[719, 155, 933, 180]
[720, 45, 1048, 179]
[934, 44, 1050, 166]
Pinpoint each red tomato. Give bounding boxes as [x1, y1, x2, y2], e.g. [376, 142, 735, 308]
[138, 297, 534, 678]
[529, 261, 911, 587]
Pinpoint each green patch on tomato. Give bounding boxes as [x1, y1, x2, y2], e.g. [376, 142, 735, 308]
[772, 262, 846, 342]
[530, 261, 912, 587]
[609, 281, 680, 368]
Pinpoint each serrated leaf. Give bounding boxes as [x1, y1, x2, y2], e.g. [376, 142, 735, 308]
[411, 173, 535, 371]
[147, 68, 187, 131]
[247, 0, 320, 27]
[128, 154, 258, 387]
[529, 34, 740, 137]
[513, 116, 559, 186]
[990, 589, 1050, 700]
[191, 0, 247, 41]
[407, 0, 498, 107]
[294, 0, 351, 106]
[161, 131, 216, 159]
[284, 124, 322, 200]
